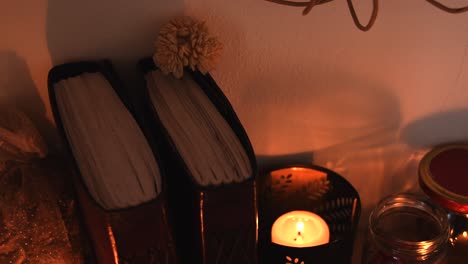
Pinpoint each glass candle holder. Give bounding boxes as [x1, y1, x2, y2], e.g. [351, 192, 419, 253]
[363, 193, 450, 264]
[257, 164, 361, 264]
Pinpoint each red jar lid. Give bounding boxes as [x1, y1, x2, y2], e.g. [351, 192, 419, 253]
[419, 143, 468, 214]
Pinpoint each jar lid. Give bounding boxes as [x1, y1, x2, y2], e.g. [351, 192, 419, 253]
[419, 143, 468, 214]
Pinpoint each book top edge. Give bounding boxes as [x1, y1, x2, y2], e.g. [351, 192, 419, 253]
[48, 60, 114, 84]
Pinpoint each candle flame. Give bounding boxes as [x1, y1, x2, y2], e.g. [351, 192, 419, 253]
[294, 220, 305, 244]
[296, 220, 304, 232]
[463, 231, 467, 237]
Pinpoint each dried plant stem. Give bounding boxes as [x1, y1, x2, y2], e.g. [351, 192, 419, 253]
[346, 0, 379, 32]
[303, 0, 319, 15]
[264, 0, 330, 8]
[426, 0, 468, 13]
[264, 0, 468, 32]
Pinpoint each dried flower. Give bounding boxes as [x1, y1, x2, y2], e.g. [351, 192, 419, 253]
[153, 16, 223, 78]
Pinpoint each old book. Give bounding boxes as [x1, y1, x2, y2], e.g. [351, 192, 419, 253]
[47, 60, 177, 263]
[134, 57, 258, 264]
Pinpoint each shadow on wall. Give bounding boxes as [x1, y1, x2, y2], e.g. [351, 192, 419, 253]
[246, 64, 401, 166]
[400, 109, 468, 148]
[45, 0, 184, 87]
[0, 51, 56, 145]
[245, 64, 428, 232]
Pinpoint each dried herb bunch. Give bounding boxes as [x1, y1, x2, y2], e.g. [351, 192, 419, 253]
[154, 16, 223, 78]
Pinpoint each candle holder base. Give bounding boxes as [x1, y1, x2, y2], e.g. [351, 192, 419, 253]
[257, 164, 361, 264]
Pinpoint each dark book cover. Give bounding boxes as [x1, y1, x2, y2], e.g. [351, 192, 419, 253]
[131, 57, 259, 264]
[47, 60, 178, 264]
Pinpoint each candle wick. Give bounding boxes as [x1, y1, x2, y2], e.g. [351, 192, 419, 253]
[295, 231, 304, 243]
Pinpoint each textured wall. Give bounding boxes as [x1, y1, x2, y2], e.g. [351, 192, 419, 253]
[184, 0, 468, 209]
[0, 0, 184, 146]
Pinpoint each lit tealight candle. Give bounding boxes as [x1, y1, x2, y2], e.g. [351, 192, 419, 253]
[271, 210, 330, 248]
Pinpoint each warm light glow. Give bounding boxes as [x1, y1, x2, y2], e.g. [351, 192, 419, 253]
[270, 167, 327, 194]
[454, 230, 468, 244]
[295, 220, 305, 244]
[271, 210, 330, 248]
[296, 220, 304, 232]
[107, 224, 119, 264]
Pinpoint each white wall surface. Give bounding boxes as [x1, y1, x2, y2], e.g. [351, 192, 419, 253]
[1, 0, 468, 262]
[184, 1, 468, 261]
[0, 0, 184, 146]
[184, 0, 468, 207]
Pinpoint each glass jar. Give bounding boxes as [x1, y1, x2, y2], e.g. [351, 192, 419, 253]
[363, 193, 450, 264]
[419, 143, 468, 263]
